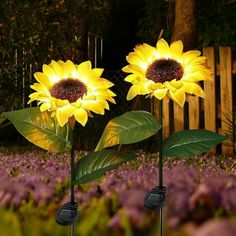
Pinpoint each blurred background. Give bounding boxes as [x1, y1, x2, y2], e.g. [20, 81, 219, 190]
[0, 1, 236, 236]
[0, 0, 235, 149]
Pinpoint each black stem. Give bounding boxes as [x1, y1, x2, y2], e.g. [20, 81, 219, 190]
[159, 100, 163, 187]
[70, 130, 75, 204]
[159, 208, 163, 235]
[70, 224, 75, 236]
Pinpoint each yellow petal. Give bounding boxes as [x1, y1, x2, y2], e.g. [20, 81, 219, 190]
[169, 89, 186, 107]
[129, 64, 146, 75]
[106, 96, 116, 104]
[170, 80, 183, 89]
[134, 44, 156, 62]
[122, 65, 132, 73]
[55, 99, 69, 107]
[74, 108, 88, 126]
[184, 71, 206, 82]
[189, 56, 207, 65]
[56, 108, 70, 127]
[71, 100, 82, 108]
[182, 50, 201, 63]
[77, 61, 92, 74]
[99, 99, 110, 110]
[143, 43, 158, 60]
[126, 85, 140, 100]
[93, 91, 116, 103]
[124, 74, 138, 83]
[153, 88, 168, 100]
[40, 103, 51, 112]
[185, 64, 206, 74]
[83, 94, 97, 100]
[57, 60, 65, 67]
[56, 105, 76, 127]
[63, 60, 76, 77]
[98, 79, 114, 88]
[29, 91, 38, 98]
[30, 83, 50, 95]
[106, 90, 116, 97]
[126, 52, 148, 69]
[181, 75, 198, 82]
[92, 68, 104, 77]
[156, 38, 170, 57]
[163, 82, 177, 93]
[42, 64, 58, 83]
[34, 72, 51, 88]
[182, 82, 205, 98]
[148, 82, 162, 91]
[50, 60, 63, 78]
[170, 40, 183, 59]
[82, 100, 105, 114]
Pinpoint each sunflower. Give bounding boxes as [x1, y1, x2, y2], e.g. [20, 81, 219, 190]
[28, 60, 116, 127]
[122, 38, 211, 107]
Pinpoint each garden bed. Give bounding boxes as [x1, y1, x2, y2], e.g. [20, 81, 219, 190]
[0, 147, 235, 236]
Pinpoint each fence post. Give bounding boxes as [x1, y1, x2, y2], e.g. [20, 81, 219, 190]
[188, 96, 200, 129]
[203, 47, 216, 153]
[173, 103, 184, 132]
[219, 47, 233, 154]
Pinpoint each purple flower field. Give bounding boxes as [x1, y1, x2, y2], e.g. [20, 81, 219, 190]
[0, 147, 236, 236]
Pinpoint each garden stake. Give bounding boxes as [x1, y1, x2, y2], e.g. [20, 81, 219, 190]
[55, 128, 78, 234]
[144, 100, 167, 236]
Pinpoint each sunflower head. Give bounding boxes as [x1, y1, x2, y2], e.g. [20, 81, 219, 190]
[28, 60, 116, 127]
[122, 38, 211, 107]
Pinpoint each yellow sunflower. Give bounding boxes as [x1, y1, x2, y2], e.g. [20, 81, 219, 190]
[122, 38, 211, 107]
[28, 60, 116, 127]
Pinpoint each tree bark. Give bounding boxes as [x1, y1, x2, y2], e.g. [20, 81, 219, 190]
[171, 0, 197, 50]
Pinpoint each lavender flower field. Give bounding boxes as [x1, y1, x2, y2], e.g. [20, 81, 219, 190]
[0, 147, 236, 236]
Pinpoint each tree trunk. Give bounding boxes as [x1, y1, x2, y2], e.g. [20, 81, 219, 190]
[171, 0, 197, 50]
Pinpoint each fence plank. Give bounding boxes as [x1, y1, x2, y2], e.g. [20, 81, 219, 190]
[219, 47, 233, 154]
[151, 98, 160, 122]
[203, 47, 217, 153]
[217, 60, 236, 75]
[173, 102, 184, 132]
[162, 96, 170, 138]
[203, 48, 216, 153]
[188, 96, 200, 129]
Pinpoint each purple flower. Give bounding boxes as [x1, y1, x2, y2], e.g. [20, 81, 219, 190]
[193, 219, 236, 236]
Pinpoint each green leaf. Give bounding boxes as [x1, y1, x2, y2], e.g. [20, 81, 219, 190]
[163, 129, 228, 157]
[75, 150, 136, 184]
[3, 107, 70, 153]
[95, 111, 161, 151]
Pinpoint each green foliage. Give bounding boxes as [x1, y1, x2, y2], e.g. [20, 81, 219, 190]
[0, 209, 22, 236]
[137, 0, 173, 43]
[77, 198, 111, 236]
[76, 149, 136, 184]
[0, 0, 111, 113]
[163, 129, 228, 157]
[95, 111, 161, 151]
[198, 0, 236, 49]
[3, 107, 70, 153]
[75, 0, 111, 37]
[138, 0, 236, 51]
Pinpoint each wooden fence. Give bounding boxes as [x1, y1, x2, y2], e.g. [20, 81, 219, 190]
[152, 47, 235, 154]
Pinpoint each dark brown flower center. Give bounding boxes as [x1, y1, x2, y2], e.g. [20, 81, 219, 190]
[50, 78, 87, 103]
[146, 59, 184, 83]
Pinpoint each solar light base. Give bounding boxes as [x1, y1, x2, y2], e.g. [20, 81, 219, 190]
[144, 186, 167, 211]
[55, 201, 79, 226]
